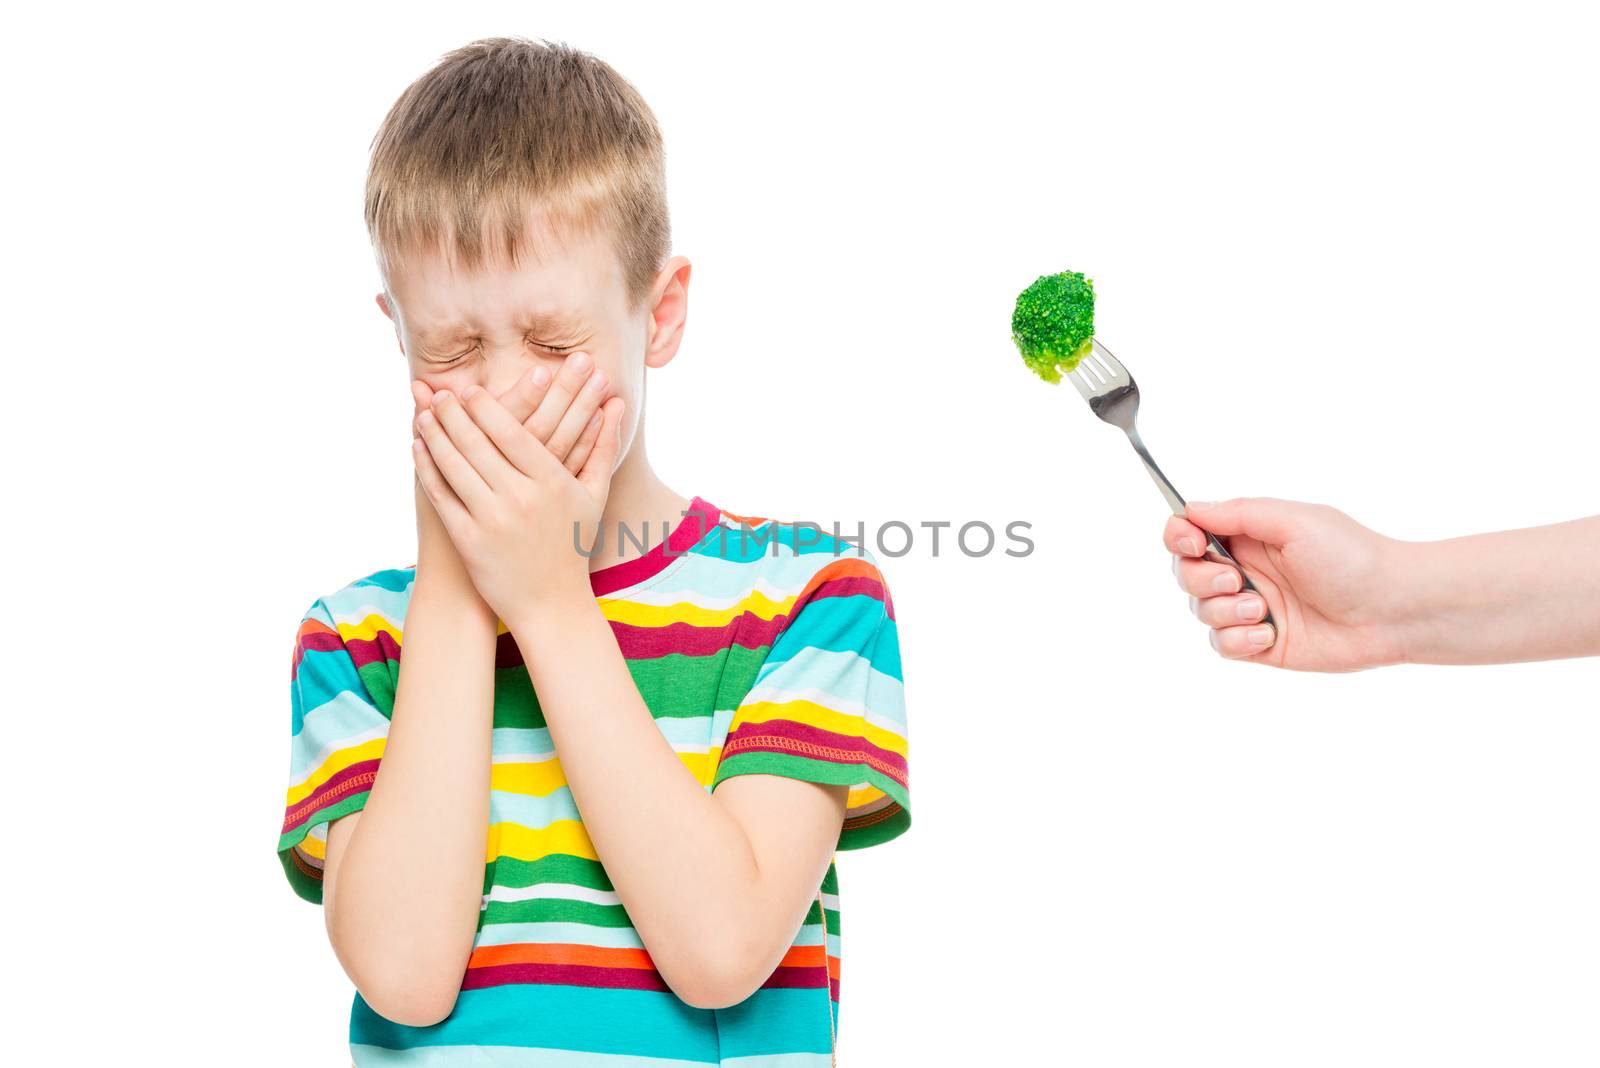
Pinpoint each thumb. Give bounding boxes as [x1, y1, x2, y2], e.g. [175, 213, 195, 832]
[577, 397, 626, 493]
[1183, 496, 1305, 546]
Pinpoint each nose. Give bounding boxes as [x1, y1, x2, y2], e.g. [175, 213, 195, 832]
[483, 348, 564, 398]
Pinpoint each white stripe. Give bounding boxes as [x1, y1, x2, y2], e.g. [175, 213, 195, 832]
[483, 882, 622, 907]
[288, 722, 387, 787]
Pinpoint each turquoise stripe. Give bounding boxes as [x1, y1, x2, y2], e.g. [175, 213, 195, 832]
[491, 716, 711, 759]
[471, 921, 645, 949]
[712, 987, 834, 1059]
[291, 691, 387, 773]
[347, 566, 417, 595]
[350, 984, 718, 1060]
[742, 648, 906, 729]
[645, 546, 840, 600]
[489, 786, 580, 828]
[352, 1044, 716, 1066]
[326, 577, 413, 626]
[759, 594, 899, 681]
[693, 523, 871, 565]
[292, 644, 381, 736]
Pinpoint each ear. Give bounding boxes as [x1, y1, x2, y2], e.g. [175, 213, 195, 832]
[376, 291, 406, 357]
[643, 256, 691, 370]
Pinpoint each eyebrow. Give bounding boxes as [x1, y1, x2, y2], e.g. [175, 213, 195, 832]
[416, 310, 587, 344]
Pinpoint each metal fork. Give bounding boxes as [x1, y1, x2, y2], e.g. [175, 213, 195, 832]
[1066, 338, 1275, 629]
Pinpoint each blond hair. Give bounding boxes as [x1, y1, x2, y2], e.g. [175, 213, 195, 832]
[365, 36, 670, 312]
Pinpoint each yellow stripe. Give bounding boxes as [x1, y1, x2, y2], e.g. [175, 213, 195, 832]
[285, 737, 387, 805]
[297, 835, 327, 861]
[336, 612, 402, 645]
[598, 589, 793, 629]
[730, 699, 908, 757]
[493, 750, 716, 796]
[847, 784, 886, 806]
[488, 819, 597, 863]
[490, 759, 567, 796]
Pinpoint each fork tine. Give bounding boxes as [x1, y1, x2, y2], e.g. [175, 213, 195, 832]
[1066, 365, 1096, 400]
[1089, 339, 1130, 384]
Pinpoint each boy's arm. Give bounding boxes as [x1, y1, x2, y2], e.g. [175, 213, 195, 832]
[320, 479, 498, 1027]
[506, 596, 848, 1011]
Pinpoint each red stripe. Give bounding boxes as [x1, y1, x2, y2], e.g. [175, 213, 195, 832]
[589, 496, 721, 596]
[281, 759, 379, 833]
[722, 718, 907, 785]
[460, 962, 673, 992]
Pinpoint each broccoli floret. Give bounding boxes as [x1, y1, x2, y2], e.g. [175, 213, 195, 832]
[1011, 271, 1095, 383]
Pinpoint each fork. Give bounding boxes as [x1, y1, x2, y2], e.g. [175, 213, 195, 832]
[1066, 338, 1276, 630]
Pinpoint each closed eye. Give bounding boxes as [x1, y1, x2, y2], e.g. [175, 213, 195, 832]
[429, 338, 579, 364]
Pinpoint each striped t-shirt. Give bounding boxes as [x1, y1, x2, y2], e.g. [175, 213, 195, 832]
[278, 496, 910, 1066]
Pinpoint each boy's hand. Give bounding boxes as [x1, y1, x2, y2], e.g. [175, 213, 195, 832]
[412, 350, 612, 474]
[410, 381, 488, 610]
[411, 351, 626, 627]
[1165, 497, 1413, 672]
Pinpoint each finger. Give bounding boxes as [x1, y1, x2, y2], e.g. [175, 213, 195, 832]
[563, 407, 605, 474]
[417, 404, 495, 514]
[546, 367, 609, 460]
[1164, 514, 1208, 557]
[412, 380, 438, 438]
[1209, 622, 1277, 659]
[1174, 555, 1245, 596]
[577, 396, 625, 494]
[1184, 497, 1300, 544]
[412, 434, 471, 533]
[458, 383, 566, 482]
[1190, 591, 1268, 628]
[496, 363, 555, 428]
[430, 388, 521, 494]
[526, 351, 597, 443]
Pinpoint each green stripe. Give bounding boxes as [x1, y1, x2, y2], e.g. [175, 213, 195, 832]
[481, 896, 636, 928]
[484, 853, 614, 893]
[711, 750, 910, 851]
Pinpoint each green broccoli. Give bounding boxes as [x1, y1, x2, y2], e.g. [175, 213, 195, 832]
[1011, 270, 1095, 383]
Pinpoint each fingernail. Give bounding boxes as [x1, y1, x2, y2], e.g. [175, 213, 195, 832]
[1248, 624, 1274, 645]
[461, 385, 482, 400]
[569, 351, 591, 372]
[585, 370, 608, 393]
[531, 366, 551, 388]
[1188, 500, 1214, 509]
[1211, 571, 1238, 594]
[1178, 537, 1199, 556]
[1235, 596, 1261, 620]
[431, 389, 452, 406]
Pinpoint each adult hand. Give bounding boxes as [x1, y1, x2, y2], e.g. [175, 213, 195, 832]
[1164, 497, 1413, 672]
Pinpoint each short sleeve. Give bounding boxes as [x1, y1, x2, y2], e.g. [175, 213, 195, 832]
[711, 551, 909, 850]
[278, 596, 394, 903]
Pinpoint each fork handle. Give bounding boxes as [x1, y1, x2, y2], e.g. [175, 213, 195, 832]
[1123, 428, 1277, 630]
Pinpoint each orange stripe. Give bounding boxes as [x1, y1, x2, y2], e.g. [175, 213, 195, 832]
[464, 940, 837, 976]
[794, 556, 883, 604]
[290, 617, 339, 674]
[466, 942, 658, 971]
[777, 943, 827, 968]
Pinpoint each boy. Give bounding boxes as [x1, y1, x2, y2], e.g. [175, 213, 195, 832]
[278, 36, 910, 1067]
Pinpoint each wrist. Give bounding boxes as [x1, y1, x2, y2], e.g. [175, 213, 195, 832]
[411, 573, 497, 630]
[1378, 535, 1461, 667]
[503, 581, 598, 642]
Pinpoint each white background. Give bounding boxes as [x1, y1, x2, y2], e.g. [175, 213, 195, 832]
[6, 1, 1598, 1064]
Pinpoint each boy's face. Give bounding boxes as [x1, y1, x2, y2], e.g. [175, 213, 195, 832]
[377, 210, 687, 468]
